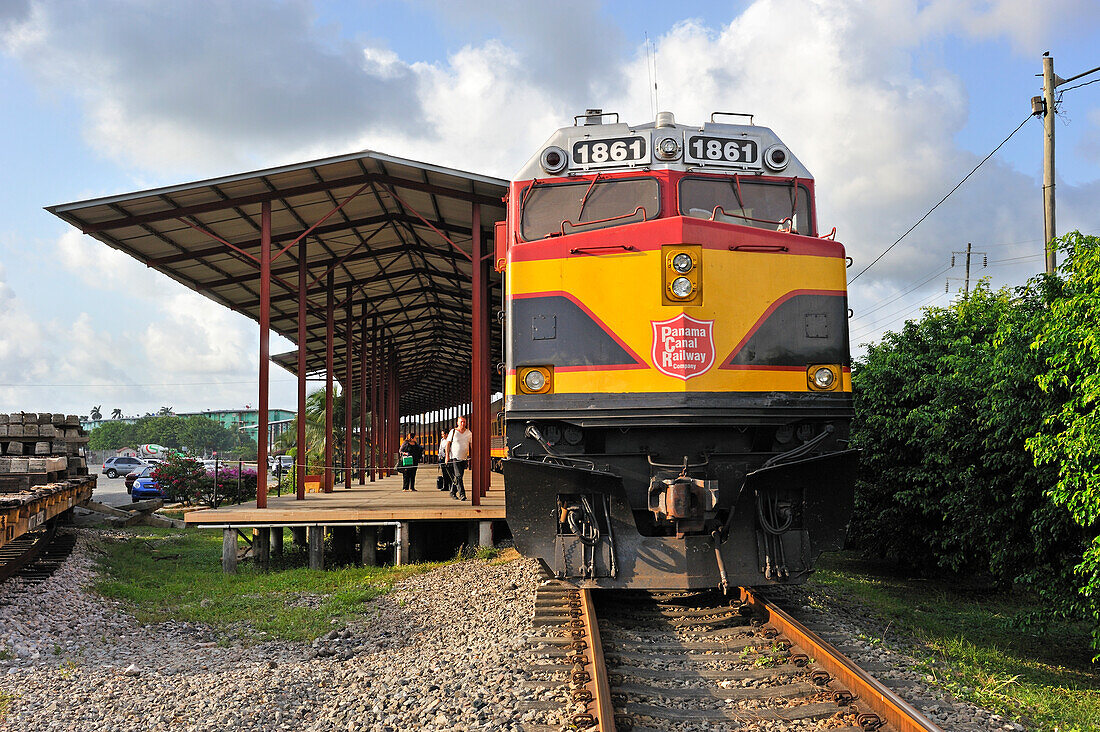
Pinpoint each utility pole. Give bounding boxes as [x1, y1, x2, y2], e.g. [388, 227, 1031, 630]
[947, 243, 987, 299]
[1033, 54, 1100, 274]
[1041, 53, 1057, 274]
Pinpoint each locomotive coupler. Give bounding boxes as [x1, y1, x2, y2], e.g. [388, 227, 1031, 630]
[648, 475, 718, 537]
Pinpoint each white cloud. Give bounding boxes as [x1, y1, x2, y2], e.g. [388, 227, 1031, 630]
[6, 0, 1100, 376]
[56, 229, 160, 293]
[142, 291, 254, 375]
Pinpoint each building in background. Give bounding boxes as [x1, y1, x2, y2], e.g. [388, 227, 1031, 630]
[81, 408, 295, 448]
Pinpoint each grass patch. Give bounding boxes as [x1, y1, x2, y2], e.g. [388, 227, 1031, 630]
[811, 552, 1100, 732]
[91, 528, 443, 642]
[0, 689, 11, 722]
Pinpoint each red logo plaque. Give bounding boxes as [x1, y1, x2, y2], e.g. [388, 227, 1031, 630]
[651, 314, 716, 380]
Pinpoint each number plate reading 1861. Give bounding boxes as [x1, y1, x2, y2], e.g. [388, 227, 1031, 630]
[571, 136, 650, 169]
[685, 135, 760, 168]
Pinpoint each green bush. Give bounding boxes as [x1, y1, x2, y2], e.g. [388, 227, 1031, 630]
[152, 453, 206, 504]
[1027, 232, 1100, 650]
[850, 274, 1087, 618]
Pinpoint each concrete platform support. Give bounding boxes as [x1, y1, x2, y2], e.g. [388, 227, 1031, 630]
[291, 527, 307, 546]
[360, 527, 377, 566]
[270, 527, 283, 556]
[222, 529, 237, 574]
[308, 526, 325, 570]
[254, 528, 270, 571]
[479, 520, 493, 548]
[396, 522, 410, 566]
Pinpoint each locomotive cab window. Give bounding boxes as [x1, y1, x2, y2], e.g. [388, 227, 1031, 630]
[679, 177, 813, 236]
[520, 177, 660, 240]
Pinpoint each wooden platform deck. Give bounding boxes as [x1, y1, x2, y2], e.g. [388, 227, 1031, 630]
[184, 468, 506, 527]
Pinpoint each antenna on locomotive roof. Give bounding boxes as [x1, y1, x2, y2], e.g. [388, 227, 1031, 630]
[645, 33, 659, 117]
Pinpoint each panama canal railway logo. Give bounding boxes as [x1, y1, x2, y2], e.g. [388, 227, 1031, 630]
[651, 314, 716, 380]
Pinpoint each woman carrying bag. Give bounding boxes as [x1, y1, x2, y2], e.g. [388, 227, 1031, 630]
[398, 433, 423, 491]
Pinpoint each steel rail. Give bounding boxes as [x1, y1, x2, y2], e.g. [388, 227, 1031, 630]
[0, 520, 57, 584]
[578, 589, 616, 731]
[740, 587, 944, 732]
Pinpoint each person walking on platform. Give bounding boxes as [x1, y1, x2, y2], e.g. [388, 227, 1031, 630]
[437, 430, 452, 491]
[398, 433, 423, 491]
[443, 417, 472, 501]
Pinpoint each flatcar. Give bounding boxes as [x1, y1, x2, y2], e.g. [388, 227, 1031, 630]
[499, 110, 857, 590]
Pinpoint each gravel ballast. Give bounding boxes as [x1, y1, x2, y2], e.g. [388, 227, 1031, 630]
[0, 530, 1030, 731]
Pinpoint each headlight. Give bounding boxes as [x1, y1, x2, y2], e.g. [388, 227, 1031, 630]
[523, 369, 545, 392]
[672, 253, 693, 273]
[540, 146, 568, 174]
[764, 144, 790, 171]
[670, 277, 694, 298]
[655, 136, 681, 160]
[813, 367, 835, 389]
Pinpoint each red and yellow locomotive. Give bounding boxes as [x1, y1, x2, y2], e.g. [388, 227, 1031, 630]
[499, 111, 856, 589]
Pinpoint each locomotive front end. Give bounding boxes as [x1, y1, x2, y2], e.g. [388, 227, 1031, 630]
[502, 111, 857, 589]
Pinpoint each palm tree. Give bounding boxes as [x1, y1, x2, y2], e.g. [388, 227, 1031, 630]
[157, 406, 174, 416]
[89, 405, 102, 421]
[111, 408, 123, 419]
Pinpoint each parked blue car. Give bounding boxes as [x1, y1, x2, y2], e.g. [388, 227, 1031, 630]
[131, 476, 165, 501]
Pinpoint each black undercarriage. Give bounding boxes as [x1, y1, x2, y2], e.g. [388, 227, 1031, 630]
[503, 403, 856, 590]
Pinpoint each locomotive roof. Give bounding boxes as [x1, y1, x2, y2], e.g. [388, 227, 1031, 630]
[514, 113, 814, 182]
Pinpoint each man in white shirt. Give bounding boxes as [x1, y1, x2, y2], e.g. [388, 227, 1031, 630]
[443, 416, 472, 501]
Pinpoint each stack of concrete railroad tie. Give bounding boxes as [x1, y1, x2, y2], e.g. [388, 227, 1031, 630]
[0, 413, 89, 492]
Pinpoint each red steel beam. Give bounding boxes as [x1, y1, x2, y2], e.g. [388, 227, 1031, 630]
[344, 285, 354, 490]
[296, 239, 308, 500]
[177, 217, 258, 262]
[325, 272, 335, 494]
[271, 182, 372, 262]
[359, 306, 368, 484]
[470, 203, 487, 506]
[80, 171, 503, 235]
[383, 185, 473, 262]
[256, 201, 271, 509]
[150, 215, 473, 269]
[369, 317, 378, 482]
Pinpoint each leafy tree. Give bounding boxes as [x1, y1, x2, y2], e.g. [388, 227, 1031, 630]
[1028, 232, 1100, 649]
[88, 420, 139, 450]
[851, 277, 1086, 615]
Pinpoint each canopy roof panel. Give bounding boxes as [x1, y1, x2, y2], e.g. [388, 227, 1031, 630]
[49, 151, 508, 414]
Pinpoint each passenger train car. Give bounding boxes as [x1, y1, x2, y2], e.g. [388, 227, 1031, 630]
[499, 111, 857, 590]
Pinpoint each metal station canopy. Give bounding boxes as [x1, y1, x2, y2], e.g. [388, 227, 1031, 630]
[47, 151, 508, 415]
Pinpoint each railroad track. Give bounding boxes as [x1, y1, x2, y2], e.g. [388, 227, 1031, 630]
[527, 582, 943, 732]
[0, 520, 75, 585]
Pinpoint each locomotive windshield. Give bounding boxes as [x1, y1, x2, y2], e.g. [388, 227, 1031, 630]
[679, 178, 813, 235]
[520, 178, 659, 240]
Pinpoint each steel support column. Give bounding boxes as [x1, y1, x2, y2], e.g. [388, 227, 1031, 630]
[296, 239, 307, 500]
[325, 272, 335, 493]
[369, 317, 378, 482]
[344, 285, 354, 490]
[359, 305, 368, 484]
[471, 203, 488, 506]
[257, 201, 271, 509]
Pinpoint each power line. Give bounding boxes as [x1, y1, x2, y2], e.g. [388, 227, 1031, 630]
[848, 114, 1036, 284]
[849, 290, 948, 340]
[850, 264, 951, 321]
[1059, 77, 1100, 94]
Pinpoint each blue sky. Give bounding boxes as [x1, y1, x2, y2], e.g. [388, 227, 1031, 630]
[0, 0, 1098, 416]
